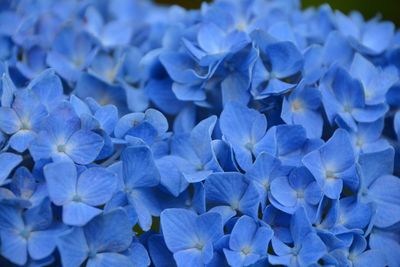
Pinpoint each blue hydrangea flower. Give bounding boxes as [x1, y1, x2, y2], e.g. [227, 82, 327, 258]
[25, 69, 65, 112]
[347, 118, 390, 156]
[219, 45, 258, 105]
[75, 73, 127, 111]
[254, 124, 323, 168]
[334, 11, 395, 55]
[329, 234, 386, 267]
[114, 108, 168, 145]
[113, 145, 161, 230]
[47, 27, 98, 82]
[245, 152, 283, 209]
[281, 85, 323, 138]
[160, 208, 223, 267]
[0, 0, 399, 266]
[321, 66, 388, 131]
[350, 53, 398, 106]
[0, 90, 47, 152]
[43, 161, 117, 226]
[250, 30, 303, 99]
[84, 6, 133, 49]
[29, 102, 104, 165]
[159, 50, 216, 102]
[57, 208, 134, 267]
[220, 102, 267, 170]
[303, 129, 357, 199]
[269, 208, 326, 266]
[270, 167, 322, 216]
[312, 197, 372, 241]
[9, 167, 47, 207]
[223, 215, 273, 267]
[358, 148, 400, 228]
[191, 23, 250, 63]
[205, 172, 260, 219]
[0, 200, 65, 265]
[169, 116, 221, 183]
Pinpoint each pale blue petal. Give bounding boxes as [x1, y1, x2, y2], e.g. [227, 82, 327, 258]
[57, 227, 88, 267]
[0, 152, 22, 184]
[160, 208, 197, 252]
[9, 130, 37, 152]
[63, 202, 102, 226]
[0, 107, 20, 134]
[369, 175, 400, 227]
[84, 209, 132, 253]
[66, 129, 104, 165]
[0, 230, 27, 265]
[174, 249, 204, 267]
[28, 229, 58, 260]
[87, 252, 134, 267]
[271, 176, 297, 207]
[77, 167, 117, 206]
[122, 146, 160, 189]
[43, 161, 77, 205]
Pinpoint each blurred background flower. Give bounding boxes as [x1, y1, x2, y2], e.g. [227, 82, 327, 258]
[156, 0, 399, 26]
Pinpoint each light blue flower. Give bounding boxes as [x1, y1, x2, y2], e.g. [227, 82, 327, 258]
[160, 208, 223, 267]
[57, 208, 134, 267]
[303, 129, 357, 199]
[223, 215, 273, 267]
[43, 161, 117, 226]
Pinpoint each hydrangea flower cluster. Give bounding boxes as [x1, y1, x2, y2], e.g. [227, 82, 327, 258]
[1, 0, 400, 266]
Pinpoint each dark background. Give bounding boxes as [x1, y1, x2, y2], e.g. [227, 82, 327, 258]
[155, 0, 400, 26]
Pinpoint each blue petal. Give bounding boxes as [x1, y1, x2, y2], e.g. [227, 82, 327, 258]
[205, 172, 247, 209]
[0, 152, 22, 184]
[320, 129, 355, 172]
[0, 204, 24, 230]
[298, 233, 326, 266]
[43, 161, 76, 205]
[368, 175, 400, 227]
[353, 250, 386, 267]
[128, 188, 159, 231]
[0, 107, 20, 134]
[148, 234, 176, 267]
[195, 212, 223, 246]
[264, 41, 303, 78]
[360, 21, 395, 55]
[290, 208, 312, 245]
[101, 20, 132, 48]
[77, 167, 117, 206]
[87, 252, 133, 267]
[0, 230, 27, 265]
[9, 130, 37, 152]
[28, 228, 59, 260]
[124, 242, 151, 267]
[66, 129, 104, 165]
[174, 249, 203, 267]
[370, 230, 400, 267]
[57, 227, 88, 267]
[220, 102, 267, 170]
[27, 69, 64, 111]
[63, 202, 101, 226]
[270, 176, 297, 207]
[122, 146, 160, 189]
[229, 215, 257, 250]
[358, 148, 394, 188]
[84, 209, 132, 252]
[160, 208, 197, 252]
